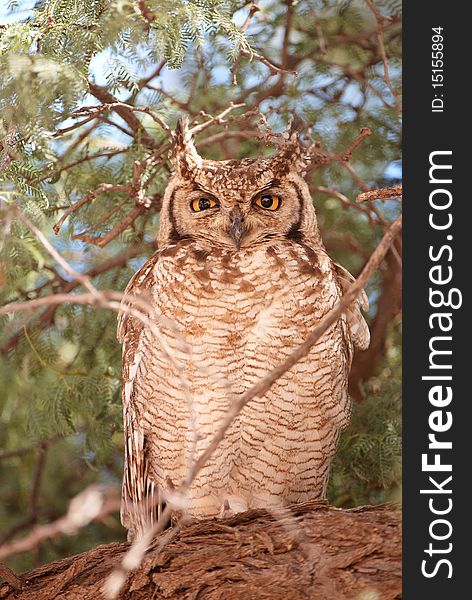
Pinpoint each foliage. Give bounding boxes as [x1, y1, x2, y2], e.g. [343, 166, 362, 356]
[0, 0, 402, 572]
[329, 322, 402, 507]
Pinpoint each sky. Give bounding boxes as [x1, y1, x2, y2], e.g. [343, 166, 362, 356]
[1, 0, 402, 183]
[0, 0, 36, 24]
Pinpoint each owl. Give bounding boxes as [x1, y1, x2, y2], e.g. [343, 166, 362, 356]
[118, 117, 370, 540]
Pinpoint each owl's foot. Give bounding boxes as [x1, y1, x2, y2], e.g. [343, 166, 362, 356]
[220, 499, 234, 518]
[219, 495, 248, 518]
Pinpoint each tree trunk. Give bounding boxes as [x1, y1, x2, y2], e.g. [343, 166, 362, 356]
[0, 502, 401, 600]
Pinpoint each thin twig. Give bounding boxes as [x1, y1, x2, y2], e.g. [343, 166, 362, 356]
[364, 0, 401, 113]
[137, 60, 167, 91]
[357, 184, 402, 202]
[241, 48, 298, 77]
[73, 204, 146, 247]
[11, 212, 99, 298]
[195, 130, 255, 148]
[0, 487, 120, 561]
[53, 115, 98, 137]
[340, 162, 370, 192]
[339, 127, 372, 161]
[145, 84, 196, 113]
[0, 245, 149, 354]
[189, 103, 246, 136]
[230, 2, 261, 85]
[72, 198, 130, 237]
[103, 522, 183, 599]
[52, 183, 129, 234]
[313, 185, 379, 225]
[34, 148, 130, 184]
[73, 102, 170, 133]
[88, 83, 159, 148]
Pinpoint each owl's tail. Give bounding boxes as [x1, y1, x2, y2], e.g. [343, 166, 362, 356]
[121, 430, 163, 541]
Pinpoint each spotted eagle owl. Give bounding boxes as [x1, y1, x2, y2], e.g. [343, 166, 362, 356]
[118, 117, 370, 540]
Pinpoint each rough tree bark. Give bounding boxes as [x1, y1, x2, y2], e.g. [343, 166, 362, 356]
[0, 502, 401, 600]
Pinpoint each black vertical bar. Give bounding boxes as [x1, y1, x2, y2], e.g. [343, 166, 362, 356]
[404, 3, 468, 598]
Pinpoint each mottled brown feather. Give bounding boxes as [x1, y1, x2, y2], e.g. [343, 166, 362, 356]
[117, 122, 370, 539]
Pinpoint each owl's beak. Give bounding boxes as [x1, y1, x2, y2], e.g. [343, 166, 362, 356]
[228, 209, 247, 250]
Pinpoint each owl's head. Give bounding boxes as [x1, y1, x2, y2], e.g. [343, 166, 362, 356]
[158, 116, 321, 251]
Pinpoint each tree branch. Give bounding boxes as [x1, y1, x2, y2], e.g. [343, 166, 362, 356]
[364, 0, 402, 113]
[88, 83, 159, 148]
[357, 184, 402, 202]
[0, 245, 149, 354]
[0, 563, 24, 591]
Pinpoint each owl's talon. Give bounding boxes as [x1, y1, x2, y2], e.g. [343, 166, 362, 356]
[220, 499, 235, 518]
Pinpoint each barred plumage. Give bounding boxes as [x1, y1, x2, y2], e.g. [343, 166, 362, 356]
[118, 117, 370, 540]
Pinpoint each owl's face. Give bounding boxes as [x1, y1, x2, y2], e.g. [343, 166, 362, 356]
[159, 117, 319, 251]
[165, 162, 310, 250]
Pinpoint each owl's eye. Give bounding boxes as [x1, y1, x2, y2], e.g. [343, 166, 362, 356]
[254, 194, 281, 211]
[191, 197, 218, 212]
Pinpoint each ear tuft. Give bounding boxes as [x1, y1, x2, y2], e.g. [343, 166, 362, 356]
[169, 116, 202, 175]
[270, 115, 312, 177]
[288, 113, 306, 137]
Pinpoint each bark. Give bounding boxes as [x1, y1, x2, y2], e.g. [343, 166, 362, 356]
[0, 502, 401, 600]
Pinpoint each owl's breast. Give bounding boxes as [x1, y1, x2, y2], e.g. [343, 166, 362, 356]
[155, 239, 340, 350]
[134, 239, 350, 508]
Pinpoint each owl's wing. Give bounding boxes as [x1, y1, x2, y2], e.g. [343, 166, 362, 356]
[332, 261, 370, 351]
[118, 253, 161, 539]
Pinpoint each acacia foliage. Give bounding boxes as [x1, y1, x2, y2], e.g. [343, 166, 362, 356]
[0, 0, 401, 572]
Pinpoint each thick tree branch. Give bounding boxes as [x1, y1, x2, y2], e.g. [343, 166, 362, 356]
[0, 503, 401, 600]
[0, 564, 24, 592]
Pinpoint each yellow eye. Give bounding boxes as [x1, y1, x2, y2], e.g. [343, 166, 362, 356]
[254, 194, 281, 211]
[191, 197, 218, 212]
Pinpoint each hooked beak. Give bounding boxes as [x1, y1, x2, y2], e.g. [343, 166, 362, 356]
[228, 209, 247, 250]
